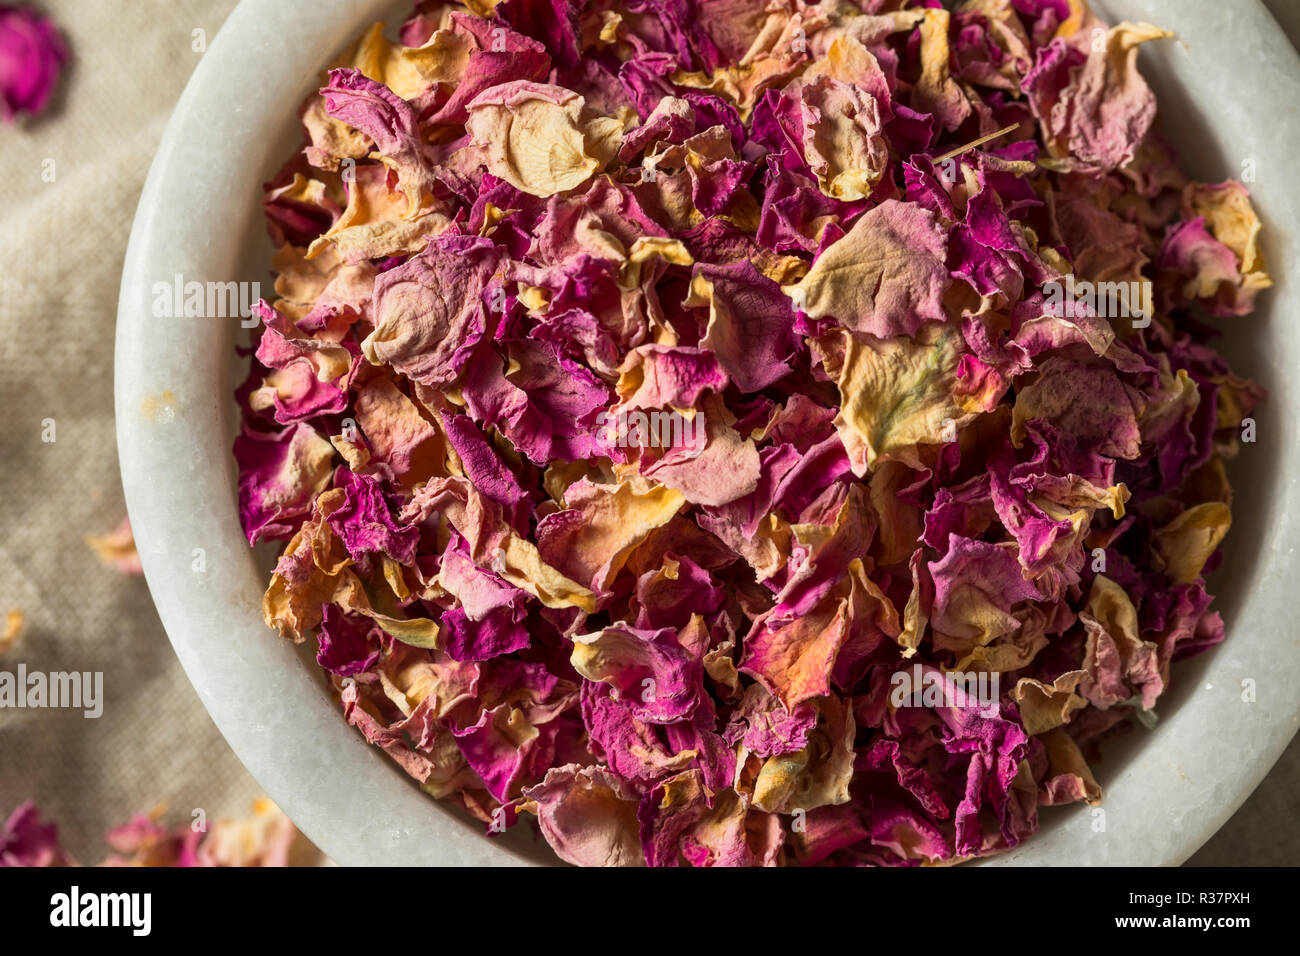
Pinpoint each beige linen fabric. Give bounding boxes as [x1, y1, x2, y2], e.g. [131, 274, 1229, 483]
[0, 0, 263, 862]
[0, 0, 1294, 866]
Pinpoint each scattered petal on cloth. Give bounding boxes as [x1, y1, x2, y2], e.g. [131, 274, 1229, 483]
[0, 608, 22, 656]
[84, 517, 142, 575]
[234, 0, 1267, 867]
[0, 801, 70, 866]
[1, 799, 328, 867]
[0, 4, 67, 123]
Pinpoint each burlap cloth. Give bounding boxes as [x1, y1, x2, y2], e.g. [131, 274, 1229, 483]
[0, 0, 1293, 865]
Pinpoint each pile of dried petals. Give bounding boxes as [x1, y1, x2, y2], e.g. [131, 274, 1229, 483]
[237, 0, 1267, 866]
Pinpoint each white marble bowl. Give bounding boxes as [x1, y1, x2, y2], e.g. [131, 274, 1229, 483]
[116, 0, 1300, 866]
